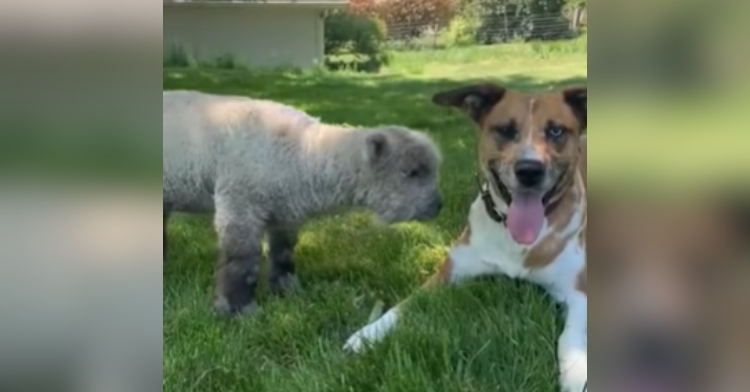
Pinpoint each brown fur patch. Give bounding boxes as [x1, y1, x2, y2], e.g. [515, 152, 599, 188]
[385, 252, 455, 316]
[421, 225, 474, 288]
[524, 175, 585, 269]
[456, 225, 472, 245]
[424, 255, 455, 288]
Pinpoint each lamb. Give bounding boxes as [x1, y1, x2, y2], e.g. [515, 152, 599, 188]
[163, 90, 443, 315]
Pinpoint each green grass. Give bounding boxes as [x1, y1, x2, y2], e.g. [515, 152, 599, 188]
[163, 42, 587, 392]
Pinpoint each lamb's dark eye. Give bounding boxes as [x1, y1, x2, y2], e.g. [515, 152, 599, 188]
[493, 124, 518, 140]
[545, 125, 566, 140]
[406, 166, 427, 179]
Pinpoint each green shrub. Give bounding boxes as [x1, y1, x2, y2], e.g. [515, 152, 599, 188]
[440, 14, 481, 47]
[458, 0, 573, 44]
[164, 43, 193, 68]
[213, 53, 243, 70]
[325, 11, 390, 72]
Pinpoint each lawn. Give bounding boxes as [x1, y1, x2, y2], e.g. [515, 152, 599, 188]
[163, 40, 587, 392]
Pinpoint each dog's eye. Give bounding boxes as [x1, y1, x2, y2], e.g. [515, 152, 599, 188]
[493, 125, 518, 140]
[545, 125, 566, 139]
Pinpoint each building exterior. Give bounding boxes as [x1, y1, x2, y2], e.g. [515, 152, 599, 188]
[163, 0, 348, 69]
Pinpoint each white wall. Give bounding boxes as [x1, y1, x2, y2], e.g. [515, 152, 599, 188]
[163, 5, 325, 69]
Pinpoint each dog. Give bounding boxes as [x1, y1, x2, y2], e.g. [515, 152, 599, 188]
[344, 83, 588, 392]
[163, 91, 443, 315]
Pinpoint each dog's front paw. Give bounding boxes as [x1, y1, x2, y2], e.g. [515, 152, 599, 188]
[344, 308, 400, 353]
[561, 378, 587, 392]
[560, 351, 587, 392]
[343, 319, 391, 353]
[343, 327, 374, 353]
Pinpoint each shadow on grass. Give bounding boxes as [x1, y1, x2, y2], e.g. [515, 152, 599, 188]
[164, 68, 586, 130]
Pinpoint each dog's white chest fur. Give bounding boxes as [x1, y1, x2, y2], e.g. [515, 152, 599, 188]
[459, 197, 537, 279]
[452, 195, 584, 289]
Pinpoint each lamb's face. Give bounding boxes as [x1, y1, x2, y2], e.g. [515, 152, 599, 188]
[362, 129, 443, 224]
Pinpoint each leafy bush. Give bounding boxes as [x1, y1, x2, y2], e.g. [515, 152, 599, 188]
[440, 14, 482, 47]
[458, 0, 573, 44]
[350, 0, 458, 40]
[212, 53, 243, 70]
[324, 10, 390, 72]
[348, 0, 380, 15]
[164, 43, 194, 68]
[376, 0, 458, 39]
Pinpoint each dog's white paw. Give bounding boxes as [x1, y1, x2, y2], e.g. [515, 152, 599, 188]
[343, 309, 400, 353]
[343, 328, 372, 353]
[560, 350, 587, 392]
[343, 323, 386, 353]
[561, 378, 587, 392]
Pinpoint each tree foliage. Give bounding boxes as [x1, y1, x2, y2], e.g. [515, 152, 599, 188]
[324, 10, 390, 71]
[351, 0, 459, 38]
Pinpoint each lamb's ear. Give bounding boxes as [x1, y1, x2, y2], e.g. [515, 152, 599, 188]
[365, 132, 388, 161]
[563, 87, 587, 132]
[432, 83, 506, 124]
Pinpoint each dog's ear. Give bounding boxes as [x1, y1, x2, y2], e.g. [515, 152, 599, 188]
[563, 87, 587, 132]
[432, 83, 506, 124]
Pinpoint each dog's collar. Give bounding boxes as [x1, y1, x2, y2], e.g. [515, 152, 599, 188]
[477, 172, 566, 225]
[477, 173, 507, 225]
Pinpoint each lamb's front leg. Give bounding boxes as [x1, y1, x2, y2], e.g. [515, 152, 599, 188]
[268, 226, 301, 296]
[213, 194, 266, 316]
[559, 291, 588, 392]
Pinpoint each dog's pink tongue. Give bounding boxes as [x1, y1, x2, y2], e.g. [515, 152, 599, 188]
[507, 193, 545, 245]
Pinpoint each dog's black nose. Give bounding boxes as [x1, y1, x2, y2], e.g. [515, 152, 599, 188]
[514, 159, 545, 187]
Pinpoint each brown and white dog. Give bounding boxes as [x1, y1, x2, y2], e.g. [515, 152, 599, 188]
[344, 83, 588, 392]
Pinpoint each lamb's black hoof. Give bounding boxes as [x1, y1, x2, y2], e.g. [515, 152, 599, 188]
[213, 296, 259, 317]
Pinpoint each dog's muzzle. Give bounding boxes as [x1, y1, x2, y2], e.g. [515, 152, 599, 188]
[514, 159, 546, 188]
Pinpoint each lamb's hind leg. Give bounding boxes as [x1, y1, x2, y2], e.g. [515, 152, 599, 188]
[268, 226, 301, 295]
[213, 194, 266, 316]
